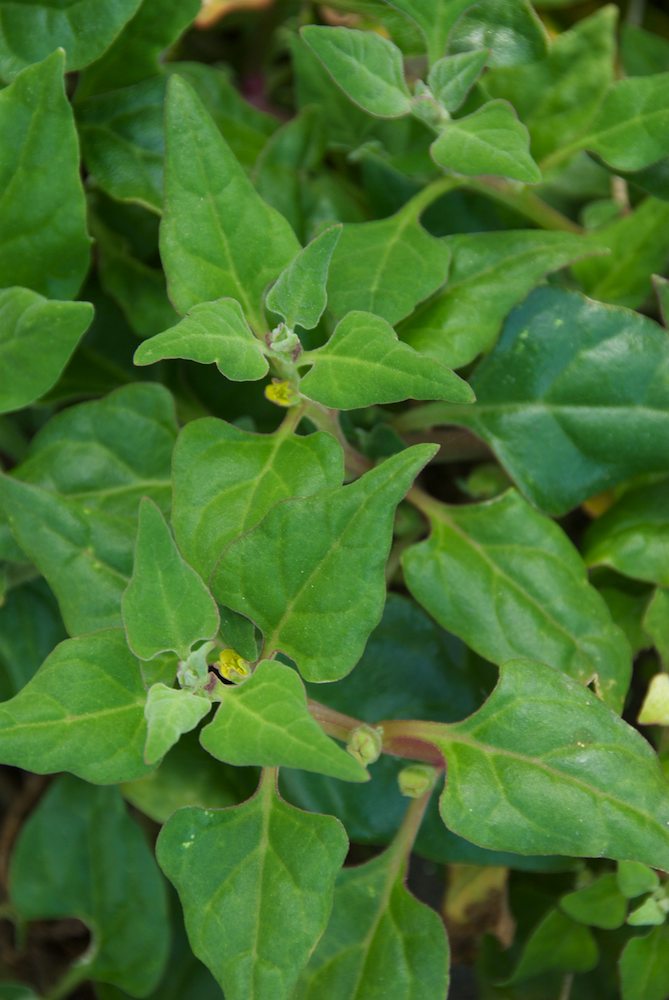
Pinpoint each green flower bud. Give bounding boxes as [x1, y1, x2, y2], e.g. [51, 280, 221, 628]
[347, 724, 384, 766]
[398, 764, 437, 799]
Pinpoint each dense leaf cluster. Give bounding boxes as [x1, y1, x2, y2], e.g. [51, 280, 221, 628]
[1, 1, 669, 998]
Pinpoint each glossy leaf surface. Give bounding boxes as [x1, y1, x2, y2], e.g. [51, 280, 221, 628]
[584, 479, 669, 587]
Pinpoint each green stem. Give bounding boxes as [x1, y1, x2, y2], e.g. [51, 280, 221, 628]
[392, 402, 471, 434]
[44, 961, 91, 1000]
[276, 401, 307, 438]
[467, 178, 582, 233]
[302, 401, 372, 478]
[397, 176, 463, 220]
[308, 699, 444, 766]
[389, 783, 436, 863]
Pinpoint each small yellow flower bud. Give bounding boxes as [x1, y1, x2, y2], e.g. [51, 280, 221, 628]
[217, 648, 251, 683]
[264, 380, 300, 407]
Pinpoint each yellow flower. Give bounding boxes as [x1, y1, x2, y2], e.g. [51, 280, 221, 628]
[264, 380, 300, 407]
[217, 648, 251, 682]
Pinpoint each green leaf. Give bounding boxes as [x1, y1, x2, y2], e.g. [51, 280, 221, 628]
[418, 287, 669, 514]
[0, 0, 142, 80]
[448, 0, 548, 68]
[0, 580, 66, 699]
[481, 7, 616, 161]
[573, 197, 669, 308]
[427, 50, 488, 113]
[157, 776, 348, 1000]
[296, 836, 449, 999]
[123, 499, 219, 660]
[584, 479, 669, 587]
[266, 226, 341, 330]
[431, 100, 541, 184]
[399, 230, 593, 369]
[656, 274, 669, 326]
[300, 311, 473, 409]
[567, 72, 669, 173]
[0, 630, 151, 783]
[422, 659, 669, 866]
[617, 860, 660, 899]
[560, 874, 628, 929]
[200, 660, 366, 782]
[644, 588, 669, 666]
[326, 200, 452, 325]
[300, 26, 411, 119]
[10, 775, 169, 995]
[622, 24, 669, 78]
[77, 76, 166, 213]
[134, 297, 269, 379]
[0, 288, 93, 415]
[403, 489, 630, 710]
[172, 418, 343, 581]
[0, 51, 90, 298]
[620, 926, 669, 1000]
[161, 75, 299, 327]
[144, 684, 211, 764]
[504, 909, 597, 983]
[77, 0, 201, 96]
[382, 0, 471, 65]
[212, 445, 436, 681]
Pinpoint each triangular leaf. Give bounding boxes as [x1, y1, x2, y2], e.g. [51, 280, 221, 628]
[431, 100, 541, 183]
[157, 776, 348, 1000]
[300, 311, 473, 409]
[266, 225, 341, 330]
[427, 50, 488, 113]
[123, 498, 219, 661]
[144, 683, 211, 764]
[212, 445, 436, 681]
[200, 660, 367, 782]
[134, 297, 268, 380]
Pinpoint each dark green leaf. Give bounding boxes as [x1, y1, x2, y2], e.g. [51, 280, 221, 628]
[0, 630, 150, 783]
[504, 909, 597, 983]
[0, 0, 142, 79]
[584, 479, 669, 587]
[620, 926, 669, 1000]
[10, 775, 169, 995]
[157, 776, 348, 1000]
[161, 75, 299, 327]
[301, 26, 412, 119]
[403, 490, 630, 710]
[0, 51, 90, 298]
[0, 288, 92, 414]
[172, 418, 343, 581]
[382, 0, 471, 65]
[0, 580, 66, 700]
[560, 874, 628, 929]
[448, 0, 548, 68]
[399, 230, 592, 368]
[201, 660, 366, 781]
[431, 100, 541, 184]
[644, 588, 669, 666]
[213, 445, 436, 681]
[300, 311, 473, 409]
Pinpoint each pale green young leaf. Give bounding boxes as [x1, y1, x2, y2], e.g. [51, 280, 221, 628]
[399, 230, 594, 369]
[213, 445, 436, 681]
[583, 479, 669, 587]
[403, 490, 630, 710]
[411, 288, 669, 514]
[0, 0, 142, 80]
[10, 776, 169, 995]
[300, 311, 473, 409]
[560, 874, 628, 929]
[134, 298, 268, 380]
[300, 26, 411, 119]
[123, 499, 219, 660]
[0, 630, 150, 783]
[448, 0, 548, 67]
[427, 50, 488, 113]
[173, 418, 344, 580]
[296, 839, 449, 999]
[0, 51, 90, 298]
[326, 203, 451, 325]
[431, 100, 542, 183]
[77, 0, 201, 96]
[144, 684, 211, 764]
[200, 660, 367, 782]
[617, 860, 660, 898]
[573, 197, 669, 308]
[620, 926, 669, 1000]
[266, 226, 341, 330]
[157, 778, 348, 1000]
[161, 75, 299, 326]
[424, 659, 669, 866]
[481, 7, 616, 161]
[0, 288, 93, 415]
